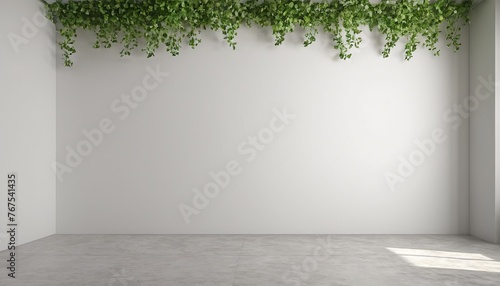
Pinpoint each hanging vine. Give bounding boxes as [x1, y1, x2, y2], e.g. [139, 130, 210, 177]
[44, 0, 472, 67]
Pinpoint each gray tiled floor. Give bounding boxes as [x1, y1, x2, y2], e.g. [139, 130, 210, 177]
[0, 235, 499, 285]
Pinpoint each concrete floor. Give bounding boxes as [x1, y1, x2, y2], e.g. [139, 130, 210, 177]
[0, 235, 499, 285]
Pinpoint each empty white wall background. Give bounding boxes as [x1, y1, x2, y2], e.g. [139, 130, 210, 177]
[0, 0, 56, 250]
[55, 18, 470, 234]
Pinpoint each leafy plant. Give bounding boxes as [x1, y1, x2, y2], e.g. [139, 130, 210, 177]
[44, 0, 472, 67]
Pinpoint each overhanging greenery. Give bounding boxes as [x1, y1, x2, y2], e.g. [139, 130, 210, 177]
[45, 0, 472, 66]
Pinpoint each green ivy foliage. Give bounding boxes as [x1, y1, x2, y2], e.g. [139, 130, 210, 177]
[45, 0, 472, 67]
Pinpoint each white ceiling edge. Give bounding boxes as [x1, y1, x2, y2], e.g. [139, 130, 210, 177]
[41, 0, 486, 10]
[41, 0, 485, 4]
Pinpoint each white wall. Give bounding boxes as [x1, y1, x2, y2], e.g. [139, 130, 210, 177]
[56, 21, 469, 234]
[469, 0, 499, 244]
[0, 0, 56, 250]
[497, 0, 500, 244]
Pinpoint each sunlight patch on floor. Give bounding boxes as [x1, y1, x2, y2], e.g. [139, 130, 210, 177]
[387, 247, 500, 273]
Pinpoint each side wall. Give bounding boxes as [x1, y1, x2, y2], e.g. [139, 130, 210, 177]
[0, 0, 56, 250]
[470, 0, 499, 244]
[496, 0, 500, 244]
